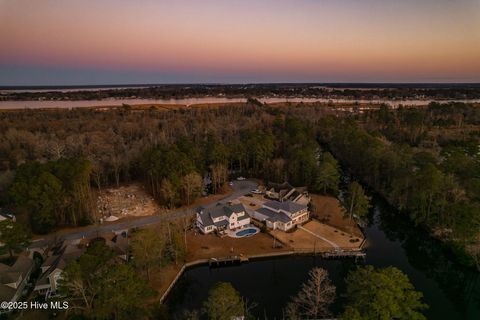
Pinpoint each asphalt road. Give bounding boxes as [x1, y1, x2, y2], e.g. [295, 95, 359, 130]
[29, 179, 258, 248]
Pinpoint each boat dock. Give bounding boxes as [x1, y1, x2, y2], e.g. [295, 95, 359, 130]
[208, 255, 250, 267]
[321, 249, 366, 260]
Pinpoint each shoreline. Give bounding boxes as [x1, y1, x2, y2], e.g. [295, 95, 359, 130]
[159, 248, 367, 303]
[159, 228, 366, 303]
[1, 98, 479, 111]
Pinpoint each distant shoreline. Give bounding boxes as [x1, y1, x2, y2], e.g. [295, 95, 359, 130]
[2, 82, 480, 91]
[1, 97, 480, 111]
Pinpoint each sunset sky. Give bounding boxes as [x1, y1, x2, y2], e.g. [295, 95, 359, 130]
[1, 0, 479, 85]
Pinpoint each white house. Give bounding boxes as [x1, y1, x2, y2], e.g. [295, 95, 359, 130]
[253, 200, 309, 231]
[196, 203, 250, 234]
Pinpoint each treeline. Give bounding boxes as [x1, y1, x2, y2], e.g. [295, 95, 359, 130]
[319, 116, 480, 248]
[135, 119, 340, 208]
[0, 104, 283, 190]
[363, 102, 480, 203]
[3, 84, 480, 101]
[364, 102, 480, 146]
[7, 158, 94, 233]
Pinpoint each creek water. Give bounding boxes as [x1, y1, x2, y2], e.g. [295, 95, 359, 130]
[166, 197, 480, 319]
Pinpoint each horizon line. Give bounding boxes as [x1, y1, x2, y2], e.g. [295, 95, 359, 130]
[2, 82, 480, 90]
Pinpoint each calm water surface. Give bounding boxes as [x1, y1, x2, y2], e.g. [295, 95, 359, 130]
[166, 198, 480, 319]
[1, 97, 480, 109]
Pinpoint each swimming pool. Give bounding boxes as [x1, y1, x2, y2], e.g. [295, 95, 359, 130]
[235, 228, 259, 237]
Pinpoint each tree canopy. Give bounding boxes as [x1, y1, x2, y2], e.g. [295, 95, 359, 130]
[59, 241, 155, 319]
[0, 220, 30, 258]
[344, 181, 371, 220]
[8, 158, 94, 233]
[314, 152, 341, 195]
[203, 282, 245, 320]
[342, 265, 428, 320]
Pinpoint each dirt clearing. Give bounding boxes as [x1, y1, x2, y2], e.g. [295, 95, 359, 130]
[96, 183, 163, 221]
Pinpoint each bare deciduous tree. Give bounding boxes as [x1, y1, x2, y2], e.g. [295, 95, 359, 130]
[210, 164, 228, 194]
[285, 267, 336, 319]
[181, 172, 203, 205]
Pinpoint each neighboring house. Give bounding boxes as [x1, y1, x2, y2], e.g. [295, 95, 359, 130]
[253, 200, 309, 231]
[0, 208, 16, 222]
[196, 204, 250, 234]
[265, 182, 310, 205]
[34, 243, 85, 296]
[34, 231, 128, 297]
[0, 255, 34, 305]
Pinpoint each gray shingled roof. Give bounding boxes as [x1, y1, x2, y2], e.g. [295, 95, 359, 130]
[0, 271, 21, 285]
[263, 200, 307, 214]
[0, 255, 33, 302]
[198, 210, 214, 227]
[256, 207, 292, 223]
[214, 220, 229, 228]
[197, 203, 247, 227]
[237, 213, 250, 221]
[0, 284, 15, 302]
[209, 206, 229, 219]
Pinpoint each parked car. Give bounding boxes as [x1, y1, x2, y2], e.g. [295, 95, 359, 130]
[236, 176, 246, 181]
[251, 189, 262, 194]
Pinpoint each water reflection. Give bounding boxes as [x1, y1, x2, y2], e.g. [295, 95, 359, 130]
[166, 197, 480, 319]
[372, 198, 480, 319]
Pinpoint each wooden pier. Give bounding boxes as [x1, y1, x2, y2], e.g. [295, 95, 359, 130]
[208, 255, 249, 267]
[321, 249, 366, 260]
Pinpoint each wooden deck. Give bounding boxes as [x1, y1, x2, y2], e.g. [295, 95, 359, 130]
[321, 249, 366, 259]
[208, 255, 249, 267]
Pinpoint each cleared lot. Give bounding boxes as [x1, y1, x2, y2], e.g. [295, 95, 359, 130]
[96, 183, 162, 221]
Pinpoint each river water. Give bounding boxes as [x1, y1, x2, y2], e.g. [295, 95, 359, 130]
[1, 97, 480, 109]
[165, 197, 480, 319]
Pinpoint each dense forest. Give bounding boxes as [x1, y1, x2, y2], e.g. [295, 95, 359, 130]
[319, 102, 480, 264]
[2, 83, 480, 101]
[0, 101, 479, 266]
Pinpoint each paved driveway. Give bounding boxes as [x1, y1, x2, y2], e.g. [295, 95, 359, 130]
[29, 179, 257, 248]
